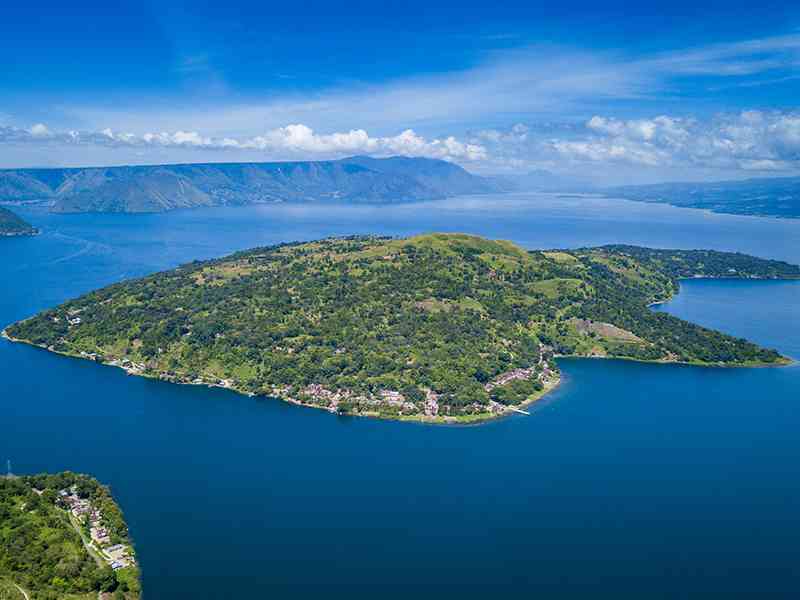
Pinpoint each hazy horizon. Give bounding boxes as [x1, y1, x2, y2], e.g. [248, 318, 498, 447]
[2, 1, 800, 185]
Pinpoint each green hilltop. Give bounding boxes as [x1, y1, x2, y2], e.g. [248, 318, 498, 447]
[6, 233, 799, 422]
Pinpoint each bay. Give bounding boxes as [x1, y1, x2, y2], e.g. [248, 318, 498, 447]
[2, 193, 799, 599]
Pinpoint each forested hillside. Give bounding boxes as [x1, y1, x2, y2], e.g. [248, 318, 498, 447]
[0, 473, 140, 600]
[6, 234, 798, 422]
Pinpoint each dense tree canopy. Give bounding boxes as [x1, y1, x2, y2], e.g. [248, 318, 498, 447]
[0, 473, 139, 600]
[7, 234, 798, 421]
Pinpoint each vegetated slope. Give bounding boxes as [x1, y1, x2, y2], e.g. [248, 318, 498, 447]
[343, 155, 497, 196]
[606, 176, 800, 218]
[0, 157, 497, 214]
[6, 235, 798, 422]
[0, 207, 37, 236]
[0, 473, 140, 600]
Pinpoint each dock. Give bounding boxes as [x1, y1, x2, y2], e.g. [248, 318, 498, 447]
[509, 407, 530, 415]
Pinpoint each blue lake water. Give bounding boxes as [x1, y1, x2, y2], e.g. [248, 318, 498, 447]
[2, 193, 799, 599]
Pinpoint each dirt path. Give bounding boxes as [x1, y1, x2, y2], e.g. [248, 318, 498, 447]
[65, 511, 107, 567]
[13, 583, 29, 600]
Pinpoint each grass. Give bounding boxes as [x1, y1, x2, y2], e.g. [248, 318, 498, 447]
[527, 278, 584, 299]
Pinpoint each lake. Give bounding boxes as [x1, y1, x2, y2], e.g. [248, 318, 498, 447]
[2, 193, 800, 599]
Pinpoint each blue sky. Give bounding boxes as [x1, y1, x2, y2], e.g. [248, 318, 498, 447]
[2, 0, 800, 183]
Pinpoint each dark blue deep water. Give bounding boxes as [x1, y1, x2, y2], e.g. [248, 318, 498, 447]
[2, 194, 799, 599]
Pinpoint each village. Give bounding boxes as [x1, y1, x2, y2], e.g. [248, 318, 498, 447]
[25, 302, 562, 423]
[285, 343, 559, 420]
[57, 487, 137, 571]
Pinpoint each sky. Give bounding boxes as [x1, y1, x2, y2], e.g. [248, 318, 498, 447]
[2, 0, 800, 183]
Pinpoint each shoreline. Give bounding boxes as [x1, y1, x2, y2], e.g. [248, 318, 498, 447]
[647, 275, 800, 309]
[556, 352, 795, 368]
[642, 278, 796, 366]
[0, 229, 39, 238]
[1, 327, 562, 425]
[5, 324, 791, 424]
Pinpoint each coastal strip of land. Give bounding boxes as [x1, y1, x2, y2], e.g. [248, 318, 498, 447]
[0, 472, 140, 599]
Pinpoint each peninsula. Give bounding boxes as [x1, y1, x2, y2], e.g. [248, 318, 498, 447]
[0, 207, 37, 237]
[5, 234, 799, 423]
[0, 472, 140, 600]
[606, 175, 800, 219]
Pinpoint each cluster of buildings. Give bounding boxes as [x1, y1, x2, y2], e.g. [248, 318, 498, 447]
[424, 389, 440, 416]
[58, 487, 136, 571]
[484, 346, 555, 393]
[296, 383, 423, 415]
[108, 357, 147, 375]
[51, 308, 85, 327]
[277, 343, 558, 420]
[59, 488, 92, 518]
[484, 366, 539, 392]
[297, 383, 373, 413]
[105, 544, 134, 570]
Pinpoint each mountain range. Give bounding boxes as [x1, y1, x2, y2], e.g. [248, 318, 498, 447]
[0, 156, 497, 214]
[3, 156, 798, 219]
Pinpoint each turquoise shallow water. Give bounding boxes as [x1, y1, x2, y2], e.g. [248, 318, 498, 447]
[2, 194, 799, 599]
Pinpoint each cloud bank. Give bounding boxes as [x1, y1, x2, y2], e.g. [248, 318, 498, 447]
[2, 33, 799, 180]
[4, 111, 800, 181]
[23, 33, 797, 142]
[0, 123, 486, 163]
[550, 111, 800, 171]
[466, 111, 800, 177]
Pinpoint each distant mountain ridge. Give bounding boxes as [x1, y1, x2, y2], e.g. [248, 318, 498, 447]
[606, 176, 800, 219]
[0, 156, 497, 214]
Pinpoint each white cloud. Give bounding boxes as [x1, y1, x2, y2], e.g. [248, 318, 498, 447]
[0, 123, 487, 163]
[545, 111, 800, 171]
[551, 138, 666, 167]
[474, 123, 530, 144]
[4, 107, 800, 180]
[28, 123, 51, 137]
[3, 31, 799, 177]
[45, 33, 800, 144]
[442, 111, 800, 180]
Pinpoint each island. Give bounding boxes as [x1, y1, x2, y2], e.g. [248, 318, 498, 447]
[0, 471, 140, 600]
[4, 234, 799, 423]
[0, 207, 37, 237]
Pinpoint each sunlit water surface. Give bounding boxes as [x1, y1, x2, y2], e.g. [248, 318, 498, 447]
[2, 194, 799, 599]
